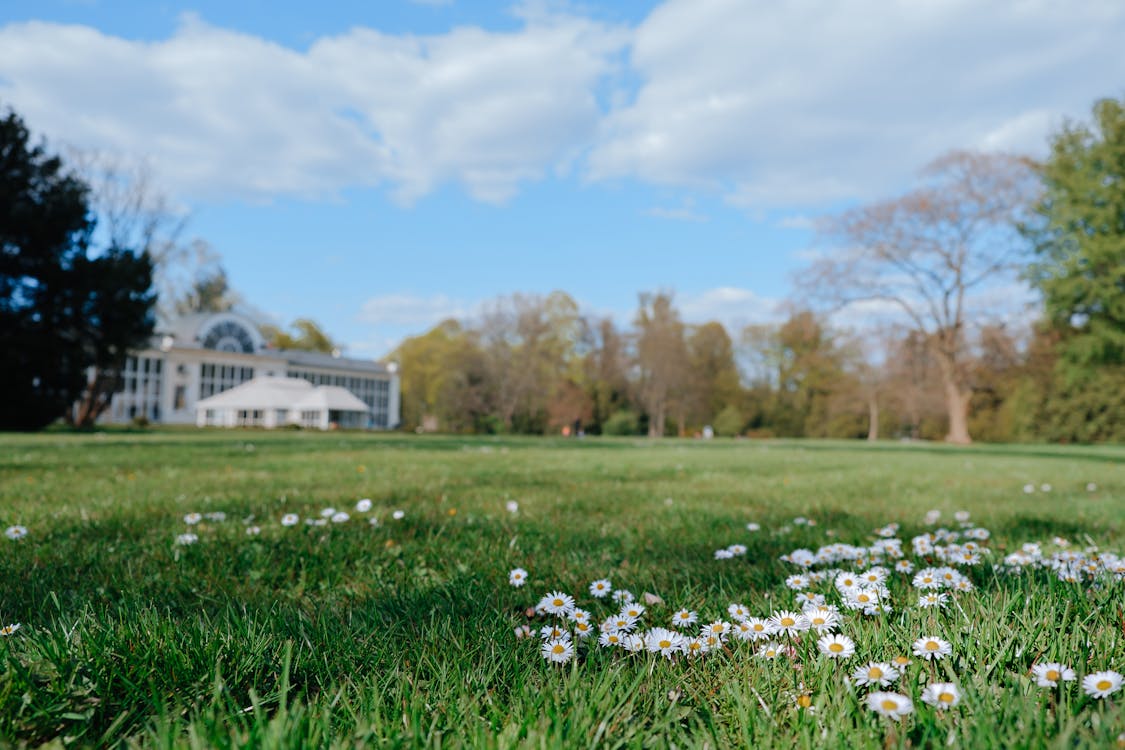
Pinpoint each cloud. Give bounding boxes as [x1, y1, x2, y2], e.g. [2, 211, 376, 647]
[644, 197, 708, 222]
[0, 11, 626, 203]
[357, 292, 470, 327]
[588, 0, 1125, 208]
[679, 286, 782, 331]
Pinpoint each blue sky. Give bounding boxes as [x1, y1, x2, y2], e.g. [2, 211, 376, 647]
[3, 1, 1124, 357]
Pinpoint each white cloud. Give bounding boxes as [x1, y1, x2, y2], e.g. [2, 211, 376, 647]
[679, 286, 782, 331]
[589, 0, 1125, 208]
[0, 11, 626, 203]
[644, 197, 708, 222]
[357, 292, 470, 327]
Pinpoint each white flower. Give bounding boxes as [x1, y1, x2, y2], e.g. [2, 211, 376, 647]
[1086, 482, 1097, 492]
[505, 500, 519, 514]
[0, 623, 21, 636]
[1040, 484, 1052, 492]
[392, 510, 405, 520]
[509, 568, 528, 587]
[918, 592, 949, 609]
[768, 610, 809, 637]
[619, 603, 645, 620]
[743, 617, 775, 641]
[369, 517, 381, 527]
[320, 508, 336, 518]
[612, 589, 634, 604]
[672, 609, 698, 628]
[912, 636, 952, 661]
[746, 522, 761, 532]
[541, 638, 574, 664]
[645, 627, 685, 658]
[280, 513, 299, 527]
[5, 525, 28, 540]
[852, 662, 899, 688]
[1082, 670, 1123, 699]
[817, 633, 856, 659]
[204, 511, 226, 522]
[175, 532, 198, 546]
[727, 603, 749, 621]
[714, 549, 734, 559]
[355, 498, 373, 513]
[330, 511, 350, 524]
[1031, 662, 1076, 688]
[757, 642, 784, 659]
[866, 692, 913, 720]
[954, 511, 970, 523]
[539, 591, 576, 616]
[245, 526, 261, 536]
[589, 579, 612, 598]
[514, 624, 532, 639]
[539, 625, 569, 641]
[921, 682, 961, 709]
[803, 608, 839, 633]
[183, 513, 202, 525]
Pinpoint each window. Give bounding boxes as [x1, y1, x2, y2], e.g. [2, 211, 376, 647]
[300, 410, 320, 428]
[174, 385, 186, 410]
[199, 362, 254, 399]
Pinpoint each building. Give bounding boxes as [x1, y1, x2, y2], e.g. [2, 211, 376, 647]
[194, 376, 372, 430]
[102, 311, 400, 429]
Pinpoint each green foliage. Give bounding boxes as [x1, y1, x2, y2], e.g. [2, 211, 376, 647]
[711, 404, 744, 437]
[0, 433, 1122, 747]
[0, 108, 155, 431]
[262, 318, 337, 354]
[601, 409, 640, 435]
[1026, 95, 1125, 367]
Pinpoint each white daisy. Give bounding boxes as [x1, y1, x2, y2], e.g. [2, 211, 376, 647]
[912, 636, 952, 661]
[768, 610, 809, 637]
[539, 591, 575, 616]
[803, 608, 839, 633]
[509, 568, 528, 587]
[645, 627, 685, 658]
[746, 522, 761, 532]
[921, 682, 961, 709]
[589, 579, 612, 598]
[573, 620, 595, 639]
[866, 692, 913, 720]
[245, 526, 261, 536]
[539, 625, 569, 641]
[817, 633, 856, 659]
[620, 603, 646, 620]
[541, 638, 574, 664]
[918, 592, 949, 609]
[612, 589, 634, 604]
[4, 525, 28, 540]
[1082, 670, 1123, 699]
[743, 617, 775, 641]
[204, 511, 226, 522]
[570, 608, 591, 623]
[280, 513, 299, 527]
[355, 498, 373, 513]
[598, 631, 625, 648]
[183, 513, 202, 525]
[1031, 662, 1076, 688]
[320, 508, 336, 518]
[757, 642, 784, 659]
[392, 510, 405, 520]
[852, 662, 899, 688]
[701, 621, 731, 641]
[330, 511, 350, 524]
[514, 624, 532, 639]
[505, 500, 519, 514]
[727, 603, 750, 621]
[175, 532, 198, 546]
[0, 623, 21, 636]
[672, 609, 698, 628]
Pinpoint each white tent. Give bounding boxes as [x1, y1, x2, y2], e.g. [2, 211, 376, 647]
[195, 377, 371, 429]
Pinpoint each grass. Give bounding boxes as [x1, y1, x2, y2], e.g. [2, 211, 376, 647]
[0, 431, 1122, 748]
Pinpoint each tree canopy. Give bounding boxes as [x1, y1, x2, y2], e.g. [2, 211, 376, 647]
[0, 108, 155, 430]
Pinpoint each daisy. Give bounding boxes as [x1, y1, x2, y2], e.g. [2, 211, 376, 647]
[5, 525, 28, 540]
[866, 692, 913, 720]
[684, 638, 707, 658]
[514, 624, 532, 639]
[620, 603, 646, 620]
[539, 591, 576, 616]
[540, 625, 569, 641]
[702, 621, 731, 641]
[746, 522, 761, 532]
[605, 615, 637, 632]
[509, 568, 528, 587]
[852, 662, 899, 688]
[921, 682, 961, 709]
[918, 592, 949, 609]
[727, 603, 750, 621]
[183, 513, 202, 525]
[204, 511, 226, 522]
[245, 526, 261, 536]
[913, 636, 953, 661]
[743, 617, 775, 641]
[1082, 670, 1123, 699]
[795, 592, 826, 608]
[175, 532, 198, 546]
[671, 609, 698, 628]
[612, 589, 634, 604]
[1031, 662, 1076, 688]
[280, 513, 299, 527]
[0, 623, 20, 636]
[728, 544, 748, 556]
[589, 579, 612, 598]
[817, 633, 856, 659]
[804, 608, 839, 633]
[645, 627, 684, 658]
[355, 498, 373, 513]
[785, 575, 810, 590]
[330, 511, 350, 524]
[541, 638, 574, 664]
[505, 500, 519, 514]
[573, 620, 595, 639]
[320, 508, 336, 518]
[913, 570, 941, 589]
[757, 642, 784, 659]
[391, 510, 405, 520]
[768, 610, 809, 637]
[571, 608, 591, 623]
[599, 631, 624, 648]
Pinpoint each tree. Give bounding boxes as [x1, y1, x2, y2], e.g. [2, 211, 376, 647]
[262, 318, 337, 353]
[0, 109, 155, 431]
[1025, 95, 1125, 367]
[634, 292, 687, 437]
[685, 321, 742, 428]
[174, 264, 240, 315]
[808, 151, 1039, 443]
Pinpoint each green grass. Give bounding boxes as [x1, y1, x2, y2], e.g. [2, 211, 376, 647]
[0, 432, 1122, 748]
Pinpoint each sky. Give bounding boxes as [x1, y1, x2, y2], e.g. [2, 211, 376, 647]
[2, 0, 1124, 358]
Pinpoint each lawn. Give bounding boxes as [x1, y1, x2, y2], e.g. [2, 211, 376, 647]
[0, 431, 1122, 748]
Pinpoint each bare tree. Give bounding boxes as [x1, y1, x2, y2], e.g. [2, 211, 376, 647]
[634, 292, 688, 437]
[807, 151, 1039, 443]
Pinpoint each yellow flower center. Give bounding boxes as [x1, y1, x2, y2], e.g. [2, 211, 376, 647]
[858, 594, 870, 603]
[939, 692, 955, 704]
[829, 643, 844, 653]
[1097, 679, 1112, 691]
[881, 699, 899, 711]
[753, 624, 764, 631]
[552, 644, 565, 655]
[659, 640, 671, 649]
[1046, 670, 1060, 681]
[553, 599, 563, 607]
[925, 641, 939, 651]
[780, 617, 794, 627]
[797, 695, 812, 708]
[894, 656, 910, 665]
[869, 668, 883, 679]
[812, 617, 825, 625]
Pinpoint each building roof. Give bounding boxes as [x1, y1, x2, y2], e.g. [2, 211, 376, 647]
[280, 348, 393, 375]
[195, 377, 369, 413]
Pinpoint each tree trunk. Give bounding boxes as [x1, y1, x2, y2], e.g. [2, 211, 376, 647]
[866, 394, 879, 441]
[935, 359, 972, 444]
[649, 406, 665, 438]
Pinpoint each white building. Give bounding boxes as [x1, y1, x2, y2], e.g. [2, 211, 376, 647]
[194, 377, 372, 430]
[102, 311, 400, 429]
